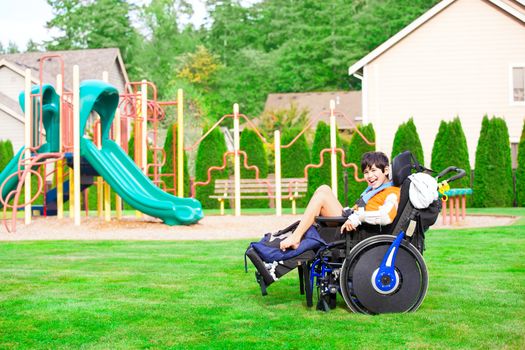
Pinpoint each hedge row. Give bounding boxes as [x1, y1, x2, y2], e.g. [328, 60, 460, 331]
[517, 121, 525, 207]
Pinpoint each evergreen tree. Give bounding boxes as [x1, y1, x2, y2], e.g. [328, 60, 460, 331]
[239, 127, 268, 208]
[391, 118, 424, 165]
[0, 141, 6, 171]
[3, 140, 14, 163]
[161, 123, 190, 196]
[516, 120, 525, 207]
[473, 116, 513, 207]
[281, 127, 310, 208]
[431, 118, 471, 188]
[346, 124, 376, 205]
[307, 122, 344, 203]
[195, 127, 229, 209]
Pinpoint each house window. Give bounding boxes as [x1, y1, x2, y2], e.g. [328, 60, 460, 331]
[512, 66, 525, 103]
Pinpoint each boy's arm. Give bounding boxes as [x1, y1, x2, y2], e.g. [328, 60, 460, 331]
[357, 193, 399, 226]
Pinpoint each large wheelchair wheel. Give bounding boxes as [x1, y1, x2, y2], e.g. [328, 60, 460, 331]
[339, 235, 428, 314]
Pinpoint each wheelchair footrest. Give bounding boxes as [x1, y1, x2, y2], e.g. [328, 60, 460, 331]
[246, 248, 276, 294]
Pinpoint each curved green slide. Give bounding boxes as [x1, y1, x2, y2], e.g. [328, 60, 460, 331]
[79, 80, 203, 225]
[0, 85, 58, 207]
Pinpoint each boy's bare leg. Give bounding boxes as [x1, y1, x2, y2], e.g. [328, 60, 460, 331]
[280, 185, 343, 250]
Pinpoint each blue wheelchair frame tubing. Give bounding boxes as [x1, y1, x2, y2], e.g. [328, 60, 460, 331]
[310, 257, 332, 294]
[310, 231, 407, 295]
[373, 231, 405, 293]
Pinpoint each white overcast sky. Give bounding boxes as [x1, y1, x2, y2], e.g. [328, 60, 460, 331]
[0, 0, 210, 50]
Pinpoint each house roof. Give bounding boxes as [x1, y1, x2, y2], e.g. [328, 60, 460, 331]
[348, 0, 525, 76]
[263, 91, 362, 129]
[0, 48, 129, 92]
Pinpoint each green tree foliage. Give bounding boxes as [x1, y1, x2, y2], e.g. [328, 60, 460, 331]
[194, 127, 229, 209]
[307, 122, 344, 203]
[515, 120, 525, 206]
[45, 0, 139, 73]
[161, 123, 190, 196]
[0, 141, 7, 171]
[281, 127, 310, 208]
[431, 117, 471, 188]
[472, 116, 513, 207]
[239, 128, 268, 208]
[391, 118, 424, 165]
[346, 124, 376, 205]
[136, 0, 200, 96]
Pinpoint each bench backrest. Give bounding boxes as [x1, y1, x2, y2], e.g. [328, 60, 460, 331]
[214, 178, 307, 195]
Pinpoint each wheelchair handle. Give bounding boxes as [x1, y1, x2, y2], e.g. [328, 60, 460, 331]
[436, 166, 466, 183]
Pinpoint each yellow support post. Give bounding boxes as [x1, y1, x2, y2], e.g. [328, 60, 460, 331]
[56, 74, 64, 219]
[114, 108, 122, 220]
[177, 89, 184, 197]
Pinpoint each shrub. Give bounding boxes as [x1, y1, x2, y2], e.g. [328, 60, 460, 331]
[195, 126, 229, 209]
[472, 116, 513, 207]
[161, 123, 190, 196]
[0, 141, 6, 171]
[516, 120, 525, 206]
[281, 127, 310, 208]
[431, 117, 471, 188]
[391, 118, 424, 165]
[307, 122, 344, 203]
[345, 124, 376, 205]
[239, 127, 269, 208]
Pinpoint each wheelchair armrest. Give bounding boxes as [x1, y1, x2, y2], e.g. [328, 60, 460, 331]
[315, 216, 347, 227]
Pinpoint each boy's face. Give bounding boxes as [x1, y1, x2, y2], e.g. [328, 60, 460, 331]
[363, 164, 389, 189]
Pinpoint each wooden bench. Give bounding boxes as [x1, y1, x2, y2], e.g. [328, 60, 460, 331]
[210, 178, 308, 215]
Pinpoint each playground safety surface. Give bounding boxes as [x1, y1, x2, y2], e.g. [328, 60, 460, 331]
[0, 214, 519, 241]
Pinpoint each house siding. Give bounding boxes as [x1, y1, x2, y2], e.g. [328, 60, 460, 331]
[0, 108, 24, 151]
[0, 67, 25, 103]
[365, 0, 525, 167]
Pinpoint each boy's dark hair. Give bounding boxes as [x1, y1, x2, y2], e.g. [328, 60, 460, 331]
[361, 151, 389, 172]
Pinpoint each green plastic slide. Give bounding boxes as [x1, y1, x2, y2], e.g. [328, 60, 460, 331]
[78, 80, 203, 225]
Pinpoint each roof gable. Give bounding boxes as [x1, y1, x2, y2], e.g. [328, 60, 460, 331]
[348, 0, 525, 76]
[0, 48, 129, 92]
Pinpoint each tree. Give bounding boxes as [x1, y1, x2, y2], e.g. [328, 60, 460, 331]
[517, 120, 525, 207]
[194, 126, 229, 209]
[7, 41, 19, 54]
[161, 123, 190, 196]
[25, 39, 41, 52]
[45, 0, 140, 72]
[346, 123, 376, 205]
[472, 116, 513, 207]
[281, 127, 310, 208]
[239, 127, 268, 208]
[431, 117, 471, 188]
[306, 121, 344, 203]
[391, 118, 424, 165]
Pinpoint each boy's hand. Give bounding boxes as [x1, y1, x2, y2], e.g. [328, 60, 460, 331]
[280, 236, 300, 251]
[340, 213, 361, 234]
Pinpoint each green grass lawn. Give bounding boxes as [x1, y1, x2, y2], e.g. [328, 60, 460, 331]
[1, 223, 524, 349]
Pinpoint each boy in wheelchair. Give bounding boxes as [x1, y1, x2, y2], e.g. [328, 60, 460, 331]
[245, 150, 465, 314]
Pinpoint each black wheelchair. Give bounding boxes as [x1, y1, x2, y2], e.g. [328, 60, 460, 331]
[245, 151, 466, 314]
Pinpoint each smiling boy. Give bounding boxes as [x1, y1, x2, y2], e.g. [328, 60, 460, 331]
[279, 151, 400, 251]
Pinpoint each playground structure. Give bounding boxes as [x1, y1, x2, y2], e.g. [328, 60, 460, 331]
[190, 100, 373, 216]
[0, 55, 202, 232]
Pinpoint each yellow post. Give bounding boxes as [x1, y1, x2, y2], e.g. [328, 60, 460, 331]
[177, 89, 184, 197]
[329, 99, 337, 197]
[102, 71, 111, 222]
[73, 65, 81, 225]
[114, 108, 122, 220]
[274, 130, 282, 216]
[24, 69, 32, 225]
[56, 74, 64, 219]
[233, 103, 241, 216]
[97, 121, 103, 218]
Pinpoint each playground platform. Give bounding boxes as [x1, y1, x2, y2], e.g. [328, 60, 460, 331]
[0, 214, 518, 241]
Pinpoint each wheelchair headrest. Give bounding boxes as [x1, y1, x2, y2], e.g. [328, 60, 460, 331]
[391, 151, 424, 186]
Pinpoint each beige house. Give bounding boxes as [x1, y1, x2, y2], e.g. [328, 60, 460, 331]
[348, 0, 525, 167]
[263, 91, 362, 130]
[0, 48, 129, 151]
